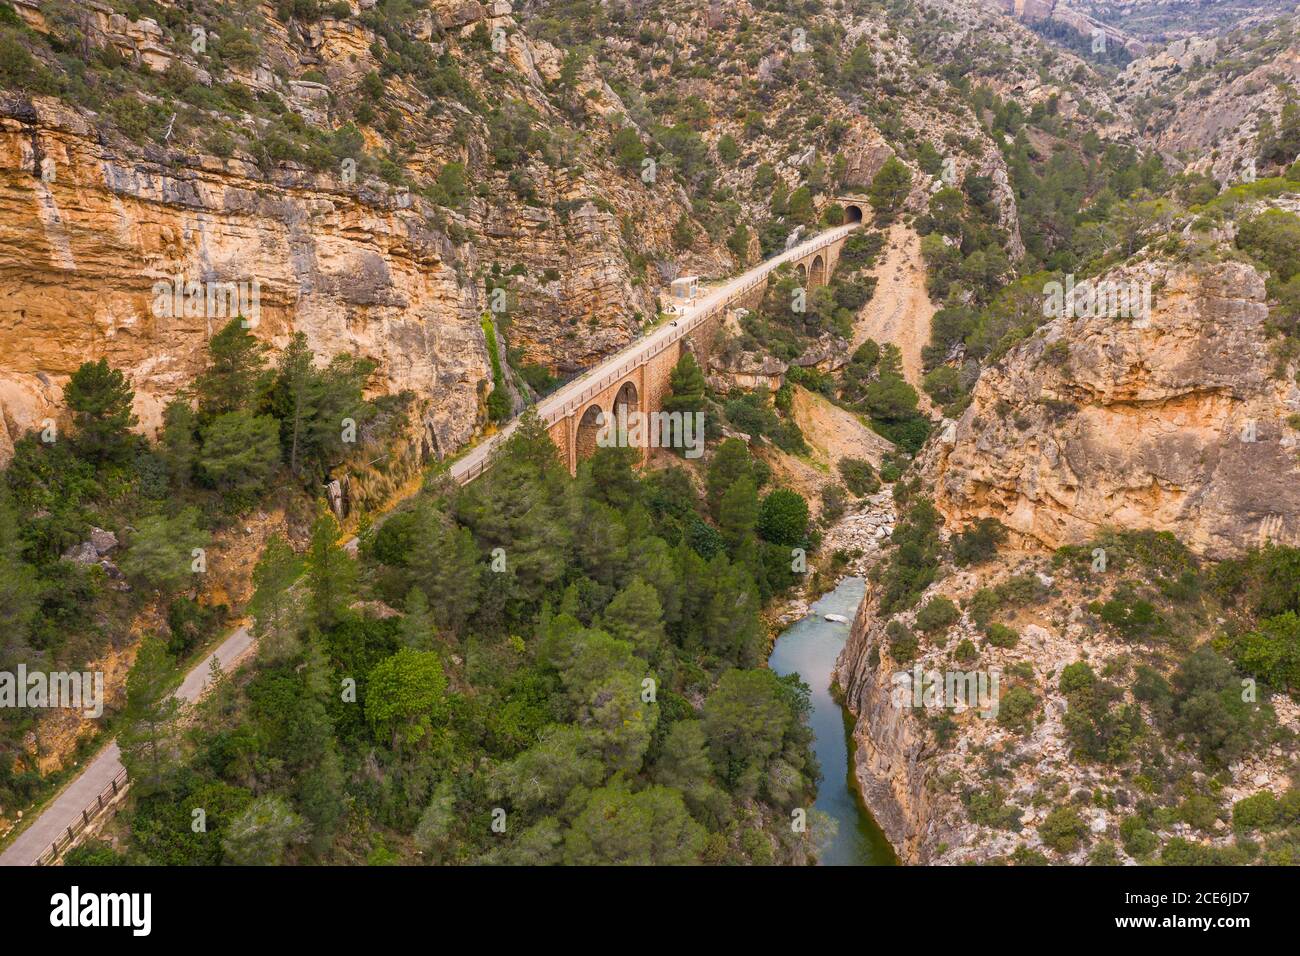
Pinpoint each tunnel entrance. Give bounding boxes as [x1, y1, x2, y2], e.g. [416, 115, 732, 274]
[845, 204, 864, 223]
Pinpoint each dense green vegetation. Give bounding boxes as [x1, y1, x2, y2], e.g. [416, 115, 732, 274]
[71, 418, 828, 864]
[0, 322, 386, 815]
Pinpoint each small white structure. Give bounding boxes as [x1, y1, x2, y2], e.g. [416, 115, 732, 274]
[670, 275, 699, 301]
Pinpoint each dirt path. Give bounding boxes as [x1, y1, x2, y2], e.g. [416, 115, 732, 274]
[852, 224, 935, 408]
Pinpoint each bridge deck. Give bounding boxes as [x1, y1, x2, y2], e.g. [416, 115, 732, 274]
[449, 221, 860, 484]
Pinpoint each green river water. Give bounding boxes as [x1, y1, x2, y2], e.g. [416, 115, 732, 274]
[769, 576, 898, 866]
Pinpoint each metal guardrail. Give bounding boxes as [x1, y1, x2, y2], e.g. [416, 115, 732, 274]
[450, 225, 856, 484]
[33, 766, 129, 866]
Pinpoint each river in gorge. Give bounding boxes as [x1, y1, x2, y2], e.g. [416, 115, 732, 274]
[769, 576, 898, 866]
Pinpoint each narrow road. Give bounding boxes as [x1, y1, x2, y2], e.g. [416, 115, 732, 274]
[0, 625, 255, 866]
[0, 221, 858, 866]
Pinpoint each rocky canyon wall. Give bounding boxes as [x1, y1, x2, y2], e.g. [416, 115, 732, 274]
[922, 260, 1300, 559]
[0, 93, 491, 464]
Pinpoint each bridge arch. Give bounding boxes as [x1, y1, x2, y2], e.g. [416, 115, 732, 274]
[575, 403, 606, 464]
[810, 254, 826, 288]
[614, 380, 639, 420]
[796, 262, 808, 285]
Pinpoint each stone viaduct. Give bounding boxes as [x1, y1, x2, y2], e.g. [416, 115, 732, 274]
[453, 201, 868, 481]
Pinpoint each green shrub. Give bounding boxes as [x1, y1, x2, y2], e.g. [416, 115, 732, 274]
[964, 785, 1023, 831]
[1038, 806, 1088, 854]
[1120, 816, 1158, 858]
[951, 517, 1008, 566]
[1232, 792, 1279, 831]
[1178, 795, 1220, 832]
[915, 596, 959, 633]
[886, 619, 919, 664]
[837, 457, 879, 497]
[756, 488, 809, 547]
[1088, 840, 1120, 865]
[1059, 661, 1095, 696]
[997, 686, 1037, 733]
[984, 622, 1019, 648]
[1095, 585, 1164, 640]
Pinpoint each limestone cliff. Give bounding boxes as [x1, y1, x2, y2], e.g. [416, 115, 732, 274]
[1113, 14, 1300, 183]
[923, 259, 1300, 559]
[0, 93, 490, 463]
[0, 0, 1065, 467]
[836, 544, 1300, 864]
[0, 0, 718, 466]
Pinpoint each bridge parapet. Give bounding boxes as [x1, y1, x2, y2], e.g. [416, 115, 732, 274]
[454, 224, 861, 479]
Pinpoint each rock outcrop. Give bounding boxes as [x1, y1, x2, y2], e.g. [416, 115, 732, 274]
[0, 94, 491, 464]
[986, 0, 1147, 56]
[1114, 18, 1300, 183]
[924, 259, 1300, 558]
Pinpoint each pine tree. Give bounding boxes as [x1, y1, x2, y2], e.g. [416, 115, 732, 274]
[249, 533, 301, 661]
[452, 413, 569, 609]
[120, 507, 209, 594]
[664, 352, 706, 415]
[703, 556, 763, 667]
[305, 353, 375, 474]
[119, 635, 181, 794]
[64, 358, 138, 465]
[222, 795, 306, 865]
[305, 505, 356, 631]
[719, 475, 758, 552]
[868, 156, 912, 224]
[406, 504, 481, 637]
[0, 485, 38, 667]
[585, 445, 640, 511]
[399, 586, 437, 650]
[602, 577, 666, 660]
[195, 319, 269, 419]
[271, 333, 320, 478]
[160, 398, 197, 490]
[706, 437, 753, 519]
[198, 410, 281, 500]
[757, 488, 810, 547]
[672, 541, 712, 649]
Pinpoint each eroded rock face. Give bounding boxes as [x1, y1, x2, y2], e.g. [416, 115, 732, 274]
[924, 260, 1300, 558]
[1114, 21, 1300, 184]
[0, 94, 493, 464]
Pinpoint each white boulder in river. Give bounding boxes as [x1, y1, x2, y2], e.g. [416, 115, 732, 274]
[824, 613, 849, 623]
